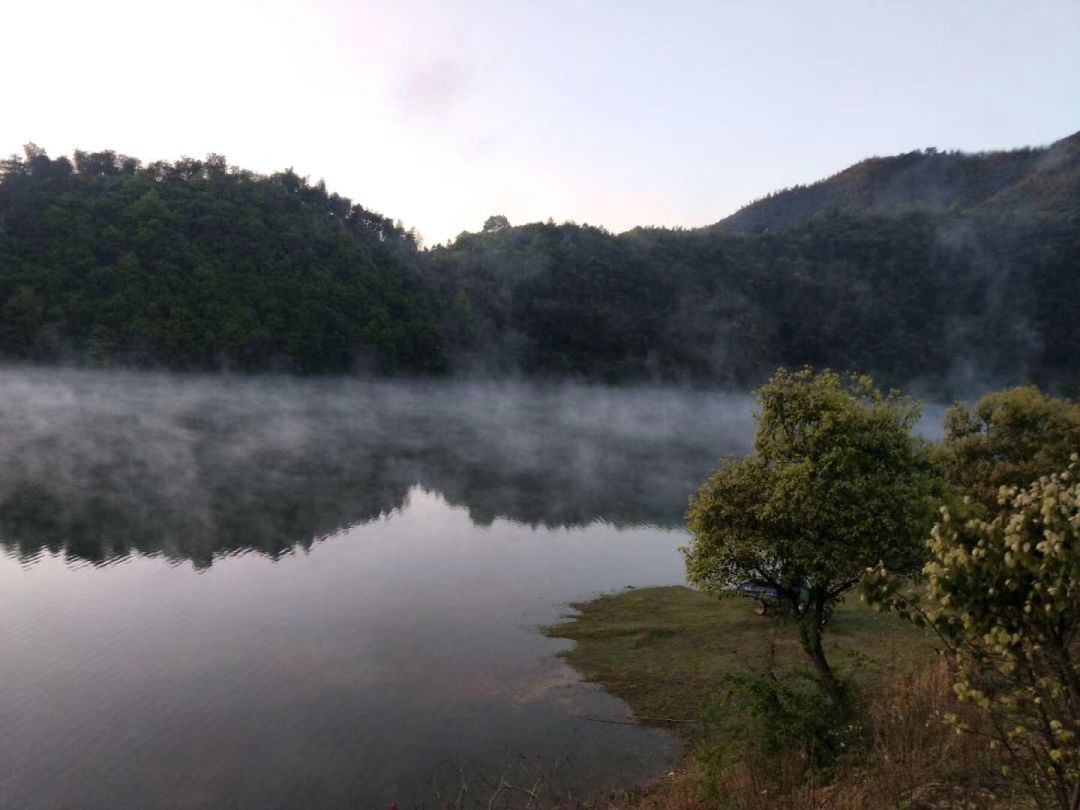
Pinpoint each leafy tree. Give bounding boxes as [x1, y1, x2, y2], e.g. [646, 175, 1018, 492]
[938, 387, 1080, 510]
[451, 289, 477, 347]
[685, 369, 935, 707]
[0, 286, 44, 354]
[864, 457, 1080, 810]
[481, 214, 510, 233]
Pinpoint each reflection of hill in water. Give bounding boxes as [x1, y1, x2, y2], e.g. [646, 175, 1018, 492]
[0, 370, 753, 567]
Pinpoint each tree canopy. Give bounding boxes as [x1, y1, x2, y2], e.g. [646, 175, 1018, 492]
[938, 387, 1080, 510]
[423, 210, 1080, 389]
[685, 369, 937, 705]
[0, 146, 444, 373]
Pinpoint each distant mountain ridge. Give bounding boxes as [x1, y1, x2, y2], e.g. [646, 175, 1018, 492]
[712, 130, 1080, 233]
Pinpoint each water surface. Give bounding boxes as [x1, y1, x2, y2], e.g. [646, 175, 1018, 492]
[0, 370, 755, 808]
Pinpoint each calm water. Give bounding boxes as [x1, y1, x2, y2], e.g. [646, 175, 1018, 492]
[0, 370, 756, 809]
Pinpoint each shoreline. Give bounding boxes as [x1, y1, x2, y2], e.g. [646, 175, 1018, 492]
[544, 585, 938, 807]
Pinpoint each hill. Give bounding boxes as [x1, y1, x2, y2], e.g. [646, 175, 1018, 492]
[2, 138, 1079, 392]
[423, 210, 1080, 391]
[0, 147, 445, 373]
[713, 131, 1080, 233]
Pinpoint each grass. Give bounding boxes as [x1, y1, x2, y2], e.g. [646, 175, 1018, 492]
[545, 585, 934, 741]
[544, 586, 1025, 809]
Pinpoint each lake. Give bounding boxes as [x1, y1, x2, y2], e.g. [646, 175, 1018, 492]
[0, 370, 756, 809]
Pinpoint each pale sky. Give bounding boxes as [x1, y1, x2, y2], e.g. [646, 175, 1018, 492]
[3, 0, 1078, 244]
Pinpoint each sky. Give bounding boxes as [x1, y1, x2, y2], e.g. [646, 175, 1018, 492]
[3, 0, 1078, 245]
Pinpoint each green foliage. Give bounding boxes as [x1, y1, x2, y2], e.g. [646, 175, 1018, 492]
[713, 668, 857, 775]
[481, 214, 510, 233]
[3, 137, 1080, 385]
[0, 286, 44, 352]
[864, 457, 1080, 809]
[0, 145, 446, 373]
[685, 369, 937, 704]
[424, 209, 1080, 387]
[939, 387, 1080, 510]
[685, 369, 934, 602]
[419, 131, 1080, 386]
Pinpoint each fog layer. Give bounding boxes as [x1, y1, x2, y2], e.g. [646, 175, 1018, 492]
[0, 368, 757, 567]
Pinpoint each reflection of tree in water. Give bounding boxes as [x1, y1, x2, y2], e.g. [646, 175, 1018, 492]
[0, 371, 752, 567]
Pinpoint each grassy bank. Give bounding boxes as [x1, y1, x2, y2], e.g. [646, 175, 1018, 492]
[546, 585, 933, 738]
[546, 586, 1021, 809]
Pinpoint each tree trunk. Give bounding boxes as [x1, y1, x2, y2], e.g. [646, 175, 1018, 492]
[798, 606, 844, 710]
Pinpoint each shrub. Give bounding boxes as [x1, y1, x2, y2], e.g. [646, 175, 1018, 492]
[864, 455, 1080, 809]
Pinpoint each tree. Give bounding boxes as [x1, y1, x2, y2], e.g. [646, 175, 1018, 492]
[864, 457, 1080, 809]
[938, 387, 1080, 511]
[685, 368, 935, 707]
[482, 214, 510, 233]
[0, 286, 45, 354]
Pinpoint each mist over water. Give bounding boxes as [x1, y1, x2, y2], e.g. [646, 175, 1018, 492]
[0, 369, 765, 808]
[0, 369, 759, 568]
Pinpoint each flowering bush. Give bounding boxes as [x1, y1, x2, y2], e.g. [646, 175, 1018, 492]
[863, 455, 1080, 809]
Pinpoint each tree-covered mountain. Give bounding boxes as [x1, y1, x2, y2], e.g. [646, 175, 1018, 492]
[713, 131, 1080, 233]
[0, 147, 444, 373]
[1, 136, 1078, 391]
[424, 209, 1080, 391]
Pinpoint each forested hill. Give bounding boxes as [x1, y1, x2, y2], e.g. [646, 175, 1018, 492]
[424, 211, 1079, 391]
[1, 140, 1079, 391]
[713, 131, 1080, 233]
[0, 147, 444, 373]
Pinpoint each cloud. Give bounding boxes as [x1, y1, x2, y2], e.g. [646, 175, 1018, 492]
[397, 56, 472, 120]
